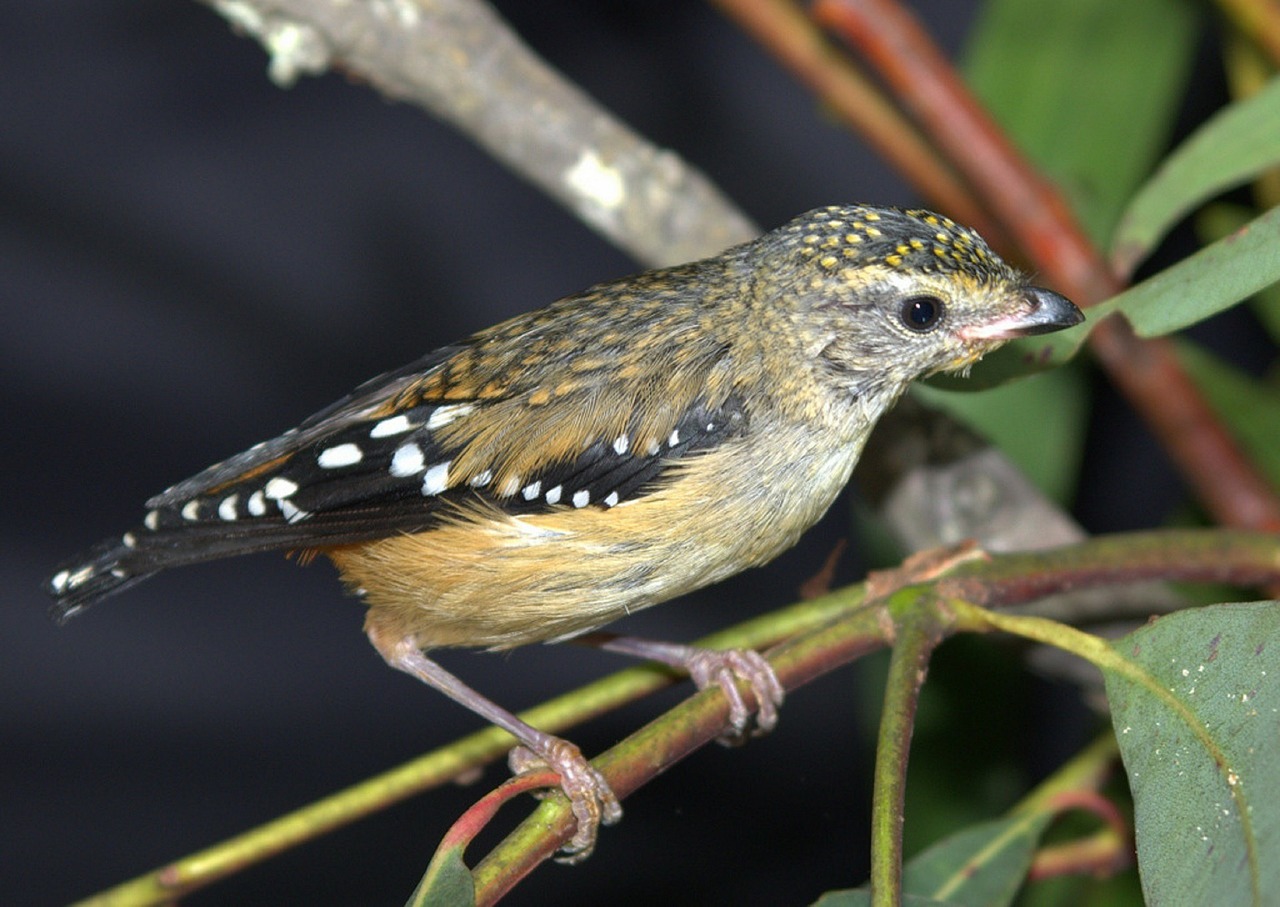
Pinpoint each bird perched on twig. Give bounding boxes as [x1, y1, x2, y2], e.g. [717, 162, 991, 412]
[46, 204, 1082, 858]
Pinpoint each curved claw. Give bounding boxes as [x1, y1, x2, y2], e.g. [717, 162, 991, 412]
[509, 738, 621, 862]
[684, 647, 785, 742]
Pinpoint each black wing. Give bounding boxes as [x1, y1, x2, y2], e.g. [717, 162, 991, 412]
[47, 353, 746, 620]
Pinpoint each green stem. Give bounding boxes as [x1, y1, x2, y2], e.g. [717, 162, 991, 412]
[869, 602, 944, 906]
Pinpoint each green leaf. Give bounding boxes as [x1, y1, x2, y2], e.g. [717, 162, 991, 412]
[1196, 202, 1280, 345]
[957, 203, 1280, 388]
[1174, 340, 1280, 490]
[1111, 203, 1280, 338]
[902, 815, 1052, 906]
[915, 364, 1088, 503]
[1111, 76, 1280, 275]
[1103, 601, 1280, 906]
[964, 0, 1201, 245]
[815, 815, 1050, 907]
[406, 845, 475, 907]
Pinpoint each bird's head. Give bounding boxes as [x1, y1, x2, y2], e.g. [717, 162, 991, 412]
[752, 205, 1082, 397]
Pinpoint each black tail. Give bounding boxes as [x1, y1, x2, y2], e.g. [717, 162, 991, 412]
[45, 521, 308, 623]
[46, 533, 158, 623]
[46, 510, 433, 623]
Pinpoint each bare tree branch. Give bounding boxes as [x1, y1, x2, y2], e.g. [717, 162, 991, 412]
[204, 0, 759, 266]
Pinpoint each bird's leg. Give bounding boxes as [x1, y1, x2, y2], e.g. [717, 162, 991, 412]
[581, 633, 784, 742]
[366, 625, 621, 860]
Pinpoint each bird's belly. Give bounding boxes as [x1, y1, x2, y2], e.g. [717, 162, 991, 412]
[331, 431, 863, 650]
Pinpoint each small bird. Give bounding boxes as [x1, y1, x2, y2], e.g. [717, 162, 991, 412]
[47, 204, 1082, 858]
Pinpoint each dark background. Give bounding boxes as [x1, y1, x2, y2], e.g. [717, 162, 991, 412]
[3, 2, 1223, 904]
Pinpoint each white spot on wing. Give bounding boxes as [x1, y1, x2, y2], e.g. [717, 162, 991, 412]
[668, 429, 680, 447]
[522, 480, 542, 500]
[122, 532, 137, 548]
[469, 469, 492, 488]
[51, 570, 70, 592]
[144, 510, 160, 531]
[370, 414, 413, 438]
[181, 500, 201, 521]
[317, 443, 362, 469]
[265, 477, 299, 499]
[218, 494, 239, 521]
[603, 491, 619, 507]
[390, 442, 425, 477]
[572, 489, 590, 508]
[247, 490, 266, 517]
[498, 475, 521, 497]
[422, 461, 451, 496]
[426, 403, 475, 430]
[613, 434, 629, 455]
[545, 485, 562, 504]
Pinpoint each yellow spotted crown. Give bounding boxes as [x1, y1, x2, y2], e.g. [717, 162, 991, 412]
[779, 205, 1012, 281]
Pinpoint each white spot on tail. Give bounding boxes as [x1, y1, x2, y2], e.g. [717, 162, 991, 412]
[69, 565, 94, 588]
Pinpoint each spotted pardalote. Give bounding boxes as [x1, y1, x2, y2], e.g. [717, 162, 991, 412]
[47, 204, 1083, 857]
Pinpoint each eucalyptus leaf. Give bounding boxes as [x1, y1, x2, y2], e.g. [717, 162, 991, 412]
[1111, 76, 1280, 275]
[955, 204, 1280, 388]
[817, 815, 1050, 907]
[902, 815, 1052, 906]
[1196, 202, 1280, 344]
[964, 0, 1200, 245]
[1104, 601, 1280, 906]
[1111, 203, 1280, 338]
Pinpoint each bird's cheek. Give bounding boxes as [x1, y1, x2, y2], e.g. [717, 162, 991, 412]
[938, 341, 994, 374]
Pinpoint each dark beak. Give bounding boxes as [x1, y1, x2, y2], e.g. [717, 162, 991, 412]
[1008, 287, 1084, 336]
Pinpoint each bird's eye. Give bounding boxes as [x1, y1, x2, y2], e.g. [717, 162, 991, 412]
[900, 295, 944, 332]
